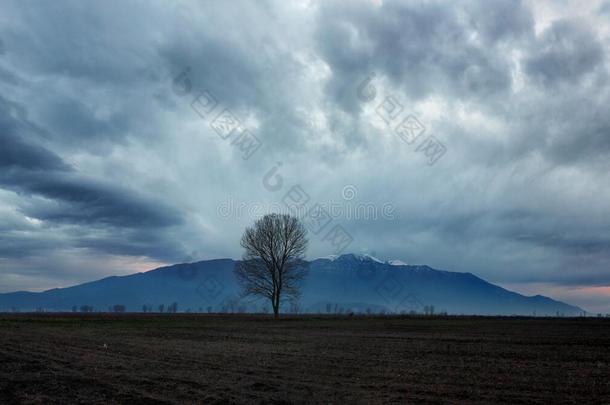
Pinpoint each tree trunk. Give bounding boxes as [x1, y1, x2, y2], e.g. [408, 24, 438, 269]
[271, 286, 280, 319]
[272, 292, 280, 319]
[272, 299, 279, 319]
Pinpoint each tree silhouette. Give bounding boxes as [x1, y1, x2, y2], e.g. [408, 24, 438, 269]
[234, 213, 308, 319]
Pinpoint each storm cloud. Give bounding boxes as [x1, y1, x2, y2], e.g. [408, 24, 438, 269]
[1, 0, 609, 312]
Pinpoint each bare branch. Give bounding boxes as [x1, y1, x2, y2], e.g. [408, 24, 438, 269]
[233, 213, 309, 318]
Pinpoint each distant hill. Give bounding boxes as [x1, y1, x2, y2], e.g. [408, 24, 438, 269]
[0, 254, 584, 316]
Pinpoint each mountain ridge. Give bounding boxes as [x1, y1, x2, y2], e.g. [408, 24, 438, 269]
[0, 254, 585, 315]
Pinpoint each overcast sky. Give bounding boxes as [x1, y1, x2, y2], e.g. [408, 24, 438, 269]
[1, 0, 610, 312]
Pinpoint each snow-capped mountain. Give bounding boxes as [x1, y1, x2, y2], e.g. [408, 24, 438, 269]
[0, 254, 584, 316]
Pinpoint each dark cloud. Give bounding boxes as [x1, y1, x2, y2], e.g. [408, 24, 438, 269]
[524, 19, 605, 86]
[465, 0, 534, 44]
[0, 0, 609, 311]
[0, 89, 184, 267]
[0, 92, 181, 230]
[0, 1, 153, 84]
[5, 172, 182, 228]
[0, 133, 69, 172]
[37, 97, 131, 147]
[315, 0, 528, 114]
[0, 96, 68, 171]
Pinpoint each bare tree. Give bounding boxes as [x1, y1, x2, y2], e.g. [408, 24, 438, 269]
[234, 213, 308, 319]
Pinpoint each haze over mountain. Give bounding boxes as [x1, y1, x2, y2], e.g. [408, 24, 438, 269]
[0, 254, 583, 316]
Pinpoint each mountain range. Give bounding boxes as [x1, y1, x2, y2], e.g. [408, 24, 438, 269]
[0, 254, 584, 316]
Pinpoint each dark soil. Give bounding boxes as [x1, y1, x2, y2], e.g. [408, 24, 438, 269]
[0, 314, 609, 404]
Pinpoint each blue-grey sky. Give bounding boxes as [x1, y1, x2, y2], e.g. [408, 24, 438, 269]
[1, 0, 610, 312]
